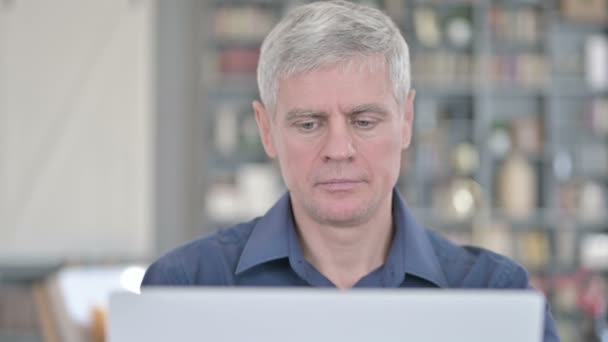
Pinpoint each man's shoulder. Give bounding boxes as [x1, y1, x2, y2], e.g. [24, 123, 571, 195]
[141, 218, 259, 286]
[425, 229, 530, 289]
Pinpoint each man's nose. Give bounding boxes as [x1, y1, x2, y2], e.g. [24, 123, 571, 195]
[322, 119, 356, 162]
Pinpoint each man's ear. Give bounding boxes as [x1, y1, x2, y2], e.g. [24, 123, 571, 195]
[253, 100, 277, 158]
[402, 89, 416, 149]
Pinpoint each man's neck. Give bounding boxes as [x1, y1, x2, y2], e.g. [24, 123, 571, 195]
[292, 198, 394, 289]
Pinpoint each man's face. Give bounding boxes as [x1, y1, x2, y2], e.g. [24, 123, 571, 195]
[253, 59, 415, 227]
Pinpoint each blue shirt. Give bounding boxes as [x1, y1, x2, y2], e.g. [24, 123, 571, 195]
[142, 190, 560, 341]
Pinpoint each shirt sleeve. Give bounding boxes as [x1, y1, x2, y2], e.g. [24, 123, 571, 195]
[506, 263, 561, 342]
[140, 256, 191, 287]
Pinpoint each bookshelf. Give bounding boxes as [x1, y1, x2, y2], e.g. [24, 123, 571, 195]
[201, 0, 608, 340]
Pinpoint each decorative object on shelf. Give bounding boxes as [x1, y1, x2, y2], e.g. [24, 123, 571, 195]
[445, 15, 473, 48]
[433, 177, 483, 221]
[578, 273, 607, 318]
[490, 5, 540, 45]
[578, 180, 607, 224]
[551, 272, 582, 314]
[443, 5, 473, 48]
[561, 0, 608, 23]
[557, 179, 607, 223]
[553, 150, 573, 182]
[414, 7, 442, 47]
[214, 6, 276, 41]
[486, 53, 547, 88]
[452, 142, 480, 176]
[581, 234, 608, 271]
[413, 52, 472, 85]
[585, 34, 608, 92]
[488, 124, 512, 158]
[511, 115, 544, 157]
[518, 230, 551, 270]
[219, 47, 260, 75]
[498, 151, 537, 219]
[589, 98, 608, 137]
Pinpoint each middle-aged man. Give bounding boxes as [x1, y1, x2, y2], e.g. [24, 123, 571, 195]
[142, 1, 560, 340]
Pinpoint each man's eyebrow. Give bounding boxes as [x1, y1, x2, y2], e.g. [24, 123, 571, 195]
[285, 108, 327, 121]
[348, 103, 389, 116]
[284, 104, 387, 121]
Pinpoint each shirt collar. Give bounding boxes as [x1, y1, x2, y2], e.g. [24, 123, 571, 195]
[235, 190, 449, 288]
[389, 190, 449, 288]
[235, 193, 292, 274]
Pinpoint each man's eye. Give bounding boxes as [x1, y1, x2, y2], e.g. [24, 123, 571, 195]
[298, 121, 318, 131]
[353, 119, 375, 129]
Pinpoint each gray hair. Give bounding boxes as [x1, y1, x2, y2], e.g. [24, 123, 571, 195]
[257, 0, 411, 112]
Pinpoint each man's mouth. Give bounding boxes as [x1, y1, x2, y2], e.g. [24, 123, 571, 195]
[316, 179, 364, 191]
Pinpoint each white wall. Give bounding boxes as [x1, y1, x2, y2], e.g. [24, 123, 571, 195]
[0, 0, 154, 261]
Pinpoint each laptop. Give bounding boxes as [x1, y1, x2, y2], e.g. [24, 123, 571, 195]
[109, 288, 544, 342]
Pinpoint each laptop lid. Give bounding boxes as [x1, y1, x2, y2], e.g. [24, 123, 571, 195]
[109, 288, 544, 342]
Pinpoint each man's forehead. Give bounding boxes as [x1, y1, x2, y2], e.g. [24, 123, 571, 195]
[274, 59, 392, 112]
[280, 55, 389, 82]
[337, 55, 388, 74]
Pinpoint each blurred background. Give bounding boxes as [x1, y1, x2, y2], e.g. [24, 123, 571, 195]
[0, 0, 607, 341]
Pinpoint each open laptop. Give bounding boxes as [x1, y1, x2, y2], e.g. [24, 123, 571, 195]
[109, 288, 544, 342]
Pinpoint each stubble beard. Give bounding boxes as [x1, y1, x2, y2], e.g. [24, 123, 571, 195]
[299, 190, 381, 228]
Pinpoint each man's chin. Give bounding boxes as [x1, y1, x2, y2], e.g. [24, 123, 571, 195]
[314, 206, 370, 227]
